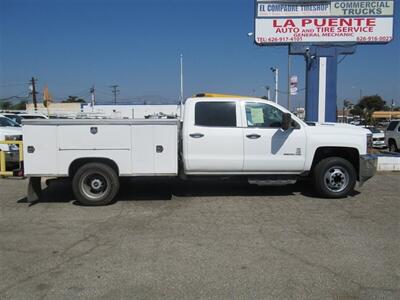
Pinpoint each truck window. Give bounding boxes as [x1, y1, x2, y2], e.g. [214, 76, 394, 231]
[387, 121, 399, 131]
[195, 102, 237, 127]
[245, 102, 282, 128]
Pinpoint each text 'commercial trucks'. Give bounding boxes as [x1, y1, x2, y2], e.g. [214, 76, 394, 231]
[22, 95, 377, 205]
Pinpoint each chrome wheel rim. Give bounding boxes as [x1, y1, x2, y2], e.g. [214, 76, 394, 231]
[324, 166, 349, 193]
[81, 173, 109, 200]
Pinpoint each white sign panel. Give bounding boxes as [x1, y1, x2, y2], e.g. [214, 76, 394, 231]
[256, 17, 393, 43]
[255, 0, 394, 44]
[258, 3, 331, 17]
[331, 1, 394, 16]
[257, 1, 394, 17]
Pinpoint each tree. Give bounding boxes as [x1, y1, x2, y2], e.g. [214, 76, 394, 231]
[62, 96, 86, 103]
[12, 101, 27, 110]
[343, 99, 353, 110]
[350, 95, 386, 125]
[0, 100, 12, 109]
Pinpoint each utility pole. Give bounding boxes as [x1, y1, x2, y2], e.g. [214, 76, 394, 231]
[342, 99, 345, 123]
[30, 77, 38, 111]
[180, 54, 184, 120]
[287, 54, 291, 111]
[90, 86, 96, 110]
[110, 85, 119, 105]
[271, 67, 279, 104]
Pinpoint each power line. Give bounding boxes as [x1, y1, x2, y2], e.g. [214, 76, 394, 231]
[0, 90, 30, 101]
[0, 82, 28, 88]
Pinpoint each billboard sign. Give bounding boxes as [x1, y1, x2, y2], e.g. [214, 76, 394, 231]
[290, 75, 298, 95]
[255, 0, 394, 45]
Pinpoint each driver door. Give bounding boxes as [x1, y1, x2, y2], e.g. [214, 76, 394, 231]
[242, 101, 306, 172]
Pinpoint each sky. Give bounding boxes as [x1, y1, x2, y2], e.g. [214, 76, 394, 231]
[0, 0, 399, 109]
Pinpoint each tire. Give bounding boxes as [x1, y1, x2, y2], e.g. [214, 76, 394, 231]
[72, 162, 119, 206]
[312, 157, 356, 198]
[388, 140, 398, 152]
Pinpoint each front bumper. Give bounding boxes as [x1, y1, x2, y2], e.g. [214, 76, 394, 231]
[373, 141, 386, 148]
[359, 154, 378, 187]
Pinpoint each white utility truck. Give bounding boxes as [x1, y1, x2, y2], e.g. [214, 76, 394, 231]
[22, 95, 377, 205]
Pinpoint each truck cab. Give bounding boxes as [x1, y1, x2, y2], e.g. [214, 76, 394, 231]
[182, 95, 376, 198]
[182, 96, 306, 174]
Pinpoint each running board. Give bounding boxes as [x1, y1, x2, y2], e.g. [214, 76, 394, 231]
[248, 177, 297, 186]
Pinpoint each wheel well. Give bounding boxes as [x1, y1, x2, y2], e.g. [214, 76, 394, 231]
[311, 147, 359, 178]
[69, 158, 119, 177]
[388, 138, 397, 145]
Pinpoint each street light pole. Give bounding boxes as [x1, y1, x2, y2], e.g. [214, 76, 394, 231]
[265, 86, 270, 100]
[271, 67, 279, 104]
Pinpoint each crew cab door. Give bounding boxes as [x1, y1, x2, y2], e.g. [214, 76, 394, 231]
[183, 100, 243, 172]
[241, 101, 306, 172]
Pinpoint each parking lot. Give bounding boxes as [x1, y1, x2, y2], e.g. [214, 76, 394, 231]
[0, 174, 399, 299]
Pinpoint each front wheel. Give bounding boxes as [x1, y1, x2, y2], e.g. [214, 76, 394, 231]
[312, 157, 356, 198]
[72, 162, 120, 206]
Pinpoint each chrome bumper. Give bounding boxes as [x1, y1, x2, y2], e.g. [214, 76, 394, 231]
[359, 154, 378, 187]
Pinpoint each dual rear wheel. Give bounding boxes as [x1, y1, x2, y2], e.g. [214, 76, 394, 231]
[72, 163, 119, 206]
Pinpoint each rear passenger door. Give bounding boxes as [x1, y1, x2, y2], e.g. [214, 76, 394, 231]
[184, 101, 243, 172]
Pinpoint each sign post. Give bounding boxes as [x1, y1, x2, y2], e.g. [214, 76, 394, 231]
[254, 0, 394, 123]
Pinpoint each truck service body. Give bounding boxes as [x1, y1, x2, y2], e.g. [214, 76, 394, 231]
[22, 96, 377, 205]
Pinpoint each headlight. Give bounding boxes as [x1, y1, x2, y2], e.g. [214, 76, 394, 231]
[5, 135, 22, 141]
[367, 134, 373, 153]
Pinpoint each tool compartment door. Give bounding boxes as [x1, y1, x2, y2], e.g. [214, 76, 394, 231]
[58, 125, 131, 150]
[23, 125, 58, 175]
[132, 124, 178, 175]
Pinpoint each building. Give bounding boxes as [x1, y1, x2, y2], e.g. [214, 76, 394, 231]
[26, 103, 83, 117]
[372, 111, 400, 120]
[81, 104, 181, 119]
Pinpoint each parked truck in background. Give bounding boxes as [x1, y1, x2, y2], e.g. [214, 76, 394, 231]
[0, 115, 23, 170]
[385, 120, 400, 152]
[22, 95, 377, 205]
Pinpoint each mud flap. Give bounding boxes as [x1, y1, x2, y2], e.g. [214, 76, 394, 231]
[27, 177, 42, 203]
[359, 155, 378, 187]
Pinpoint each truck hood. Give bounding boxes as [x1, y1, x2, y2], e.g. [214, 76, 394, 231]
[305, 122, 369, 154]
[308, 122, 370, 134]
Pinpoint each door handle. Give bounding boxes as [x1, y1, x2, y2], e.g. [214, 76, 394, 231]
[189, 133, 204, 138]
[246, 134, 261, 139]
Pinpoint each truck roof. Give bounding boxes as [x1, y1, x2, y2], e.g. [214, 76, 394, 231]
[194, 93, 259, 99]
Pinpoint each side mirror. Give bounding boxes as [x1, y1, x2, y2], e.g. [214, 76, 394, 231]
[282, 113, 292, 130]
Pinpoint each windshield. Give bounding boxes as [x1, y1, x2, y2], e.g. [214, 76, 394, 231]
[4, 114, 22, 124]
[0, 117, 21, 127]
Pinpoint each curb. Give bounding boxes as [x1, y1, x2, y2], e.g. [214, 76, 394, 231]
[377, 155, 400, 171]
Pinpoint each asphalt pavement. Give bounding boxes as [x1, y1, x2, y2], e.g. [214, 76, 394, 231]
[0, 174, 399, 299]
